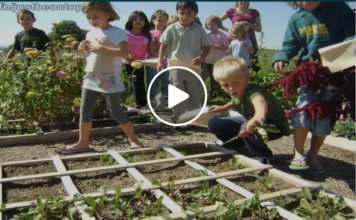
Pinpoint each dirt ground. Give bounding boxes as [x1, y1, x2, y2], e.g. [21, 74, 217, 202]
[0, 126, 355, 204]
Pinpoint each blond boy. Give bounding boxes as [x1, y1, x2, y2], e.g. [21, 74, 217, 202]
[208, 56, 290, 163]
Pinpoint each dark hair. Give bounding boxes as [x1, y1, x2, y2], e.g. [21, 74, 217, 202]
[125, 11, 151, 41]
[235, 1, 250, 8]
[82, 2, 120, 22]
[287, 2, 329, 10]
[17, 10, 35, 22]
[150, 9, 169, 29]
[176, 2, 198, 14]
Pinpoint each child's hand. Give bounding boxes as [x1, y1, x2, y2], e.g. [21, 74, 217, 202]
[192, 56, 204, 65]
[157, 62, 163, 72]
[90, 39, 103, 52]
[78, 40, 91, 52]
[273, 61, 288, 74]
[209, 105, 225, 113]
[246, 118, 261, 133]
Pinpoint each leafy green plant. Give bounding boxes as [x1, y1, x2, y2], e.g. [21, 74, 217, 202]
[247, 171, 273, 189]
[120, 152, 136, 163]
[12, 196, 80, 220]
[99, 155, 115, 165]
[334, 120, 355, 140]
[293, 188, 351, 220]
[224, 157, 240, 170]
[191, 181, 224, 205]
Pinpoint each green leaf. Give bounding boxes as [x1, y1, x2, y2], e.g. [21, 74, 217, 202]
[302, 188, 312, 201]
[0, 203, 5, 212]
[294, 198, 313, 216]
[84, 197, 97, 209]
[115, 188, 122, 197]
[66, 207, 79, 220]
[152, 179, 163, 187]
[268, 207, 278, 219]
[84, 207, 96, 216]
[332, 213, 346, 220]
[186, 203, 201, 214]
[161, 208, 171, 220]
[216, 204, 228, 216]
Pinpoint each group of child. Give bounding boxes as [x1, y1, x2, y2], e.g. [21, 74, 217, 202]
[4, 2, 354, 174]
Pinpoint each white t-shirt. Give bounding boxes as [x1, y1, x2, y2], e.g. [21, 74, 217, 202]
[83, 26, 127, 93]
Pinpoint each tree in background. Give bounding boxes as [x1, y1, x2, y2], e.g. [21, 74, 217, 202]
[48, 20, 87, 45]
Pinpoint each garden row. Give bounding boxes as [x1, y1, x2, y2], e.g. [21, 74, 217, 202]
[1, 142, 355, 219]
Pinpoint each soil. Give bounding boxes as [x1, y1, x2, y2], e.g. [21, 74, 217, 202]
[0, 126, 355, 217]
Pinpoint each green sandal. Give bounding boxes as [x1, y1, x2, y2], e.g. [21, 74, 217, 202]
[289, 156, 309, 170]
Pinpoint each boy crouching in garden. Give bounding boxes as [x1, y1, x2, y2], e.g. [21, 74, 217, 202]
[208, 56, 290, 164]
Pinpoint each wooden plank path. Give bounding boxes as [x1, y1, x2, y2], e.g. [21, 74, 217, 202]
[1, 141, 355, 219]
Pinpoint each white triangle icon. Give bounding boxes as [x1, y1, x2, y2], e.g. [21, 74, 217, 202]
[168, 84, 190, 109]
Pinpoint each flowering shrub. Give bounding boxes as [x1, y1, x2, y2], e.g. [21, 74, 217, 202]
[0, 36, 105, 129]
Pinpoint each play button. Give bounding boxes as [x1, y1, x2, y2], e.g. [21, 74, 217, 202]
[168, 84, 189, 108]
[147, 66, 207, 126]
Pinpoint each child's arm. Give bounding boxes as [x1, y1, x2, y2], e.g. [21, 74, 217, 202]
[212, 44, 229, 51]
[90, 39, 130, 58]
[149, 41, 157, 57]
[209, 102, 233, 112]
[192, 45, 210, 65]
[245, 95, 267, 133]
[157, 43, 168, 72]
[3, 48, 15, 64]
[242, 40, 255, 54]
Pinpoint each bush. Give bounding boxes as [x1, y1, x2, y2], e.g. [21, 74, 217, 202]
[334, 120, 355, 140]
[0, 37, 107, 130]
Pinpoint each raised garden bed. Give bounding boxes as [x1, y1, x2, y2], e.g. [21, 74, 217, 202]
[0, 141, 355, 219]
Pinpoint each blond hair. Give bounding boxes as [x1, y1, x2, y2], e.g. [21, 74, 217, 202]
[82, 2, 120, 22]
[167, 15, 178, 26]
[205, 15, 223, 29]
[213, 56, 249, 81]
[230, 23, 249, 39]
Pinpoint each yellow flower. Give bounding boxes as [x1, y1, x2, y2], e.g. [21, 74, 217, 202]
[48, 66, 55, 73]
[127, 53, 132, 60]
[73, 98, 81, 107]
[71, 41, 79, 48]
[26, 91, 35, 99]
[24, 48, 35, 52]
[25, 50, 39, 58]
[131, 61, 142, 69]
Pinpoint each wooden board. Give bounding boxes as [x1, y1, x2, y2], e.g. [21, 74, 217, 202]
[0, 151, 231, 183]
[52, 156, 95, 220]
[108, 150, 183, 213]
[0, 123, 165, 147]
[162, 145, 303, 219]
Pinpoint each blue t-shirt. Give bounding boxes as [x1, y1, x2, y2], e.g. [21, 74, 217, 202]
[229, 38, 253, 66]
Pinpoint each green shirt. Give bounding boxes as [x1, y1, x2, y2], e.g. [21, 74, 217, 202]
[231, 83, 290, 135]
[160, 22, 209, 63]
[272, 2, 354, 67]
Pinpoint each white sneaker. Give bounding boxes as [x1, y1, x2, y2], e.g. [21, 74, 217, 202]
[137, 105, 151, 114]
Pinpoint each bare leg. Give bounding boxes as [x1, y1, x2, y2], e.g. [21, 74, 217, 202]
[120, 122, 142, 147]
[307, 135, 326, 163]
[291, 127, 309, 166]
[65, 122, 92, 150]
